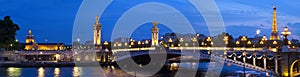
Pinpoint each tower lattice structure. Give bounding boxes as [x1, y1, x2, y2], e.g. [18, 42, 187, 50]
[270, 6, 280, 40]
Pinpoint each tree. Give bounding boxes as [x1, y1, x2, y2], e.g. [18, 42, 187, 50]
[0, 16, 20, 50]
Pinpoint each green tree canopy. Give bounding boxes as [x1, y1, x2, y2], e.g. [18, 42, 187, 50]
[0, 16, 20, 49]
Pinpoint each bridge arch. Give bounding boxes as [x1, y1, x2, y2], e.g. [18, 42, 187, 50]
[290, 59, 300, 77]
[115, 51, 182, 62]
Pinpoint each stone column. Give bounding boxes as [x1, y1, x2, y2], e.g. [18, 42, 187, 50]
[263, 54, 267, 70]
[253, 53, 256, 66]
[233, 52, 236, 61]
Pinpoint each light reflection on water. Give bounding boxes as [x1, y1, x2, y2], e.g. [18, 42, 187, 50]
[1, 67, 87, 77]
[38, 67, 44, 77]
[54, 68, 60, 77]
[7, 67, 21, 77]
[72, 67, 80, 77]
[0, 62, 264, 77]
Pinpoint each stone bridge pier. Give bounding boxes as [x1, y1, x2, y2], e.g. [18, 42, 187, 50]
[279, 52, 300, 77]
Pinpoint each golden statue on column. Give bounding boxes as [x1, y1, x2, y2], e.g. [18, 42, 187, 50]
[94, 16, 102, 50]
[151, 22, 159, 46]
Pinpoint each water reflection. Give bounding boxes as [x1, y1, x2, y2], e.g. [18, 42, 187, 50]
[169, 62, 199, 71]
[192, 62, 197, 69]
[72, 67, 80, 77]
[54, 68, 60, 77]
[7, 67, 21, 77]
[0, 62, 264, 77]
[38, 67, 44, 77]
[102, 66, 132, 77]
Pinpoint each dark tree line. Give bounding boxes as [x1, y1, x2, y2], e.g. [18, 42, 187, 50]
[0, 16, 20, 50]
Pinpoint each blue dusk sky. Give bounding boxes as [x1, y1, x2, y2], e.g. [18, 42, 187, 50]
[1, 0, 300, 44]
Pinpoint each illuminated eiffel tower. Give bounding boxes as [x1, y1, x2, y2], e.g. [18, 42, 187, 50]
[270, 5, 280, 40]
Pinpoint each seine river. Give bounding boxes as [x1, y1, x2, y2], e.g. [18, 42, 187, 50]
[0, 62, 265, 77]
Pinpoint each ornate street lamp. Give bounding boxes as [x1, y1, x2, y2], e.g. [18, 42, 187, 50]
[247, 41, 252, 45]
[145, 40, 149, 46]
[223, 36, 229, 45]
[262, 35, 268, 41]
[130, 38, 133, 42]
[192, 37, 197, 46]
[236, 41, 240, 45]
[137, 41, 142, 51]
[138, 41, 141, 48]
[260, 35, 268, 47]
[192, 37, 197, 42]
[168, 38, 174, 51]
[206, 37, 212, 46]
[179, 38, 184, 47]
[118, 43, 122, 48]
[168, 38, 173, 48]
[168, 38, 173, 43]
[206, 37, 212, 42]
[196, 33, 200, 37]
[142, 42, 145, 48]
[240, 36, 248, 47]
[130, 41, 134, 48]
[179, 38, 184, 42]
[241, 36, 247, 42]
[273, 41, 277, 45]
[124, 42, 128, 46]
[260, 41, 264, 45]
[281, 26, 291, 45]
[113, 43, 117, 49]
[185, 43, 189, 47]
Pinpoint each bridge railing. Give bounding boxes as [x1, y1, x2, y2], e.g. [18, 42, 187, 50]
[111, 47, 277, 75]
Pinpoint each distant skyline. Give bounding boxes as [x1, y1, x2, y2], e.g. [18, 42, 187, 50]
[1, 0, 300, 44]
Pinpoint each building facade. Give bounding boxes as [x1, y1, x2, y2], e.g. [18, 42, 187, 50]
[24, 30, 64, 51]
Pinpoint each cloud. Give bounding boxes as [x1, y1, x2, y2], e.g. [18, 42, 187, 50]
[287, 23, 300, 39]
[215, 0, 300, 30]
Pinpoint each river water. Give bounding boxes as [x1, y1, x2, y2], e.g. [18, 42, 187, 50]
[0, 62, 266, 77]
